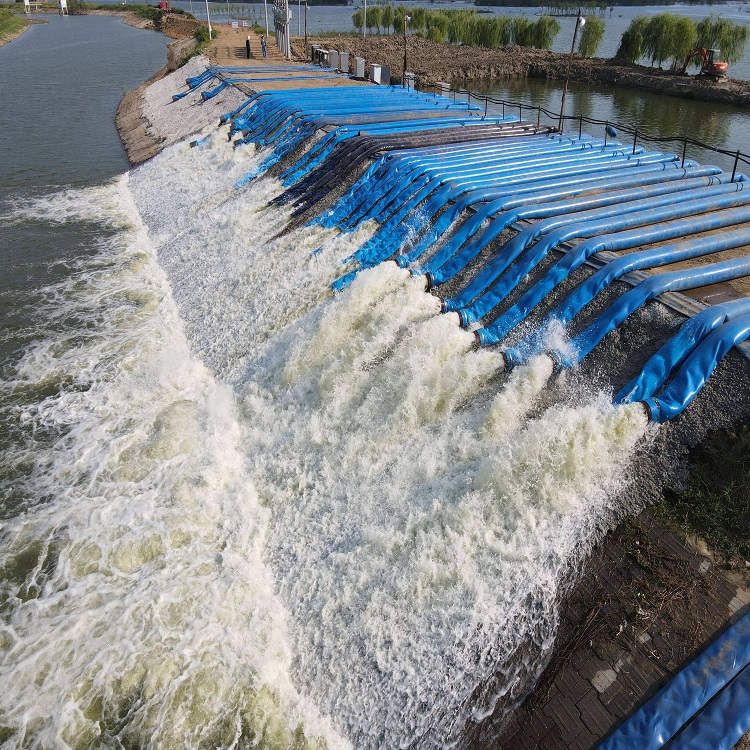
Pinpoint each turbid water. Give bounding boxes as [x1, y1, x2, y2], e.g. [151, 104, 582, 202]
[0, 16, 659, 750]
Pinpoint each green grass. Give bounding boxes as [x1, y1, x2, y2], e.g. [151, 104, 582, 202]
[0, 7, 31, 40]
[662, 423, 750, 559]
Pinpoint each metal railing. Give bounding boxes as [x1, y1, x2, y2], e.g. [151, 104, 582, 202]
[417, 81, 750, 180]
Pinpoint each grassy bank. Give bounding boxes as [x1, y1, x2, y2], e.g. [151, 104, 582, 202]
[0, 7, 30, 42]
[661, 424, 750, 561]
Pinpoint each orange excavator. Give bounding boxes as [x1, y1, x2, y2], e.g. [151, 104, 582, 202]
[676, 48, 728, 80]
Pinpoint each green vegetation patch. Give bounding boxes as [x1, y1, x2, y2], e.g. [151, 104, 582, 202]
[664, 424, 750, 559]
[0, 7, 30, 40]
[615, 13, 749, 68]
[352, 5, 561, 49]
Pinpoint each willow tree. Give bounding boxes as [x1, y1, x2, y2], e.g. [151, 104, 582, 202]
[531, 15, 560, 49]
[352, 7, 364, 32]
[426, 12, 449, 43]
[615, 16, 648, 63]
[382, 4, 393, 34]
[578, 15, 605, 57]
[366, 5, 382, 34]
[696, 16, 750, 64]
[512, 17, 533, 46]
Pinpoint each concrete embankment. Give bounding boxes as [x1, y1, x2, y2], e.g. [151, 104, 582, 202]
[300, 34, 750, 108]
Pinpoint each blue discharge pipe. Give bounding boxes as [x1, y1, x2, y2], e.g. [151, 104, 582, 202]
[664, 663, 750, 750]
[615, 296, 750, 405]
[641, 312, 750, 422]
[319, 152, 681, 231]
[463, 189, 750, 334]
[201, 74, 342, 100]
[281, 116, 512, 186]
[346, 147, 656, 267]
[504, 256, 750, 370]
[419, 166, 722, 285]
[331, 155, 688, 292]
[475, 218, 750, 347]
[343, 138, 614, 232]
[597, 611, 750, 750]
[340, 138, 611, 228]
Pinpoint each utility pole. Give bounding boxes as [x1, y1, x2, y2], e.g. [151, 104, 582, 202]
[304, 3, 308, 56]
[204, 0, 212, 40]
[558, 9, 585, 132]
[403, 14, 411, 87]
[363, 0, 366, 37]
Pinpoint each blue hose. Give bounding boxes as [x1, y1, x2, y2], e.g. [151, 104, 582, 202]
[597, 611, 750, 749]
[615, 296, 750, 405]
[643, 312, 750, 422]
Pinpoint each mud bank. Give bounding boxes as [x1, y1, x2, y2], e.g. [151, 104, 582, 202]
[301, 34, 750, 108]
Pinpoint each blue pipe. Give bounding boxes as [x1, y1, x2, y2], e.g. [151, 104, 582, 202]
[462, 189, 750, 332]
[505, 256, 750, 370]
[476, 218, 750, 347]
[419, 166, 723, 284]
[349, 147, 652, 267]
[615, 296, 750, 405]
[597, 610, 750, 749]
[344, 138, 612, 227]
[345, 138, 609, 231]
[663, 663, 750, 750]
[320, 153, 681, 232]
[643, 312, 750, 422]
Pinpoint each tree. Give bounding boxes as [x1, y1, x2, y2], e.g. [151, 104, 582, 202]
[426, 11, 449, 43]
[670, 15, 698, 69]
[366, 5, 382, 34]
[512, 17, 533, 46]
[615, 16, 648, 63]
[392, 4, 405, 34]
[696, 15, 750, 65]
[410, 6, 426, 34]
[531, 15, 560, 49]
[578, 15, 605, 57]
[352, 7, 364, 32]
[382, 4, 393, 34]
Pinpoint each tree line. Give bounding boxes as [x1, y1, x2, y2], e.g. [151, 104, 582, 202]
[351, 6, 747, 65]
[352, 6, 563, 49]
[616, 14, 749, 68]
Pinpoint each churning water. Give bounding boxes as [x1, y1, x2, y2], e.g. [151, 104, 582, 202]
[0, 119, 653, 749]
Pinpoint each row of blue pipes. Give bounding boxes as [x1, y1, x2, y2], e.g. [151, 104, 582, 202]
[195, 81, 750, 427]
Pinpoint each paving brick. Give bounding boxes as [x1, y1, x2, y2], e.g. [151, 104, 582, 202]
[541, 691, 583, 747]
[591, 637, 625, 665]
[554, 667, 592, 704]
[577, 689, 617, 738]
[536, 730, 573, 750]
[525, 706, 557, 742]
[578, 653, 612, 682]
[571, 726, 597, 750]
[603, 686, 640, 719]
[504, 730, 541, 750]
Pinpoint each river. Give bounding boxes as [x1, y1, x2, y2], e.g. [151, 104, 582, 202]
[0, 11, 719, 750]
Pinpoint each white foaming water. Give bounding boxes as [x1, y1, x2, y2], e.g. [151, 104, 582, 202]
[1, 132, 651, 749]
[0, 176, 345, 750]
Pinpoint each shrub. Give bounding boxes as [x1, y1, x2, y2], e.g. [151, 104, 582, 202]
[193, 25, 216, 43]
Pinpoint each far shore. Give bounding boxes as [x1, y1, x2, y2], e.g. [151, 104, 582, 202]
[297, 33, 750, 107]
